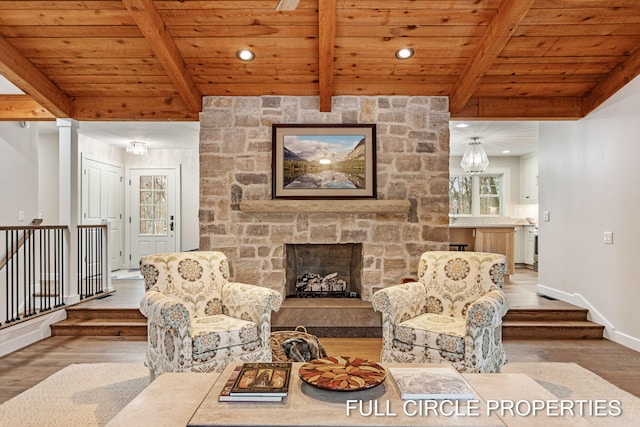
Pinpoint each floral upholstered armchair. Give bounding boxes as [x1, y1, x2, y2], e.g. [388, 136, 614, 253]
[139, 251, 283, 378]
[372, 251, 508, 373]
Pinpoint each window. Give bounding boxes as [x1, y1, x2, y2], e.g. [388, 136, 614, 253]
[449, 173, 503, 216]
[139, 175, 168, 235]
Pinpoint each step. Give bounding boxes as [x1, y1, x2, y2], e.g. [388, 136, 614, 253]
[503, 307, 589, 322]
[51, 317, 147, 337]
[51, 305, 605, 340]
[502, 320, 604, 339]
[65, 307, 145, 321]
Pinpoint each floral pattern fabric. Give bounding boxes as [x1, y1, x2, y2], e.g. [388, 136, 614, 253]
[139, 251, 283, 376]
[372, 251, 508, 373]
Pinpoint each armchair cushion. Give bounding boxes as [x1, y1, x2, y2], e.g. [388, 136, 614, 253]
[192, 315, 261, 362]
[394, 313, 465, 354]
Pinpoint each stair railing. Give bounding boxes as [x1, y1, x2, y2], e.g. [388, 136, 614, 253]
[0, 224, 67, 326]
[77, 224, 107, 299]
[1, 222, 109, 329]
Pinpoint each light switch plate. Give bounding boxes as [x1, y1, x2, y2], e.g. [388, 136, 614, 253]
[603, 231, 613, 244]
[542, 211, 550, 222]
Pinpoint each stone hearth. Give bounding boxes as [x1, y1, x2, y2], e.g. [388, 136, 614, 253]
[271, 298, 382, 338]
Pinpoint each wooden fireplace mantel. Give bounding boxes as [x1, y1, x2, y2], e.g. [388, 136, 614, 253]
[239, 199, 411, 214]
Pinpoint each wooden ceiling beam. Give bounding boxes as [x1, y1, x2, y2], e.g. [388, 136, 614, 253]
[448, 0, 536, 114]
[454, 96, 583, 120]
[318, 0, 336, 112]
[73, 96, 197, 121]
[123, 0, 202, 113]
[0, 95, 55, 121]
[0, 36, 72, 118]
[581, 48, 640, 117]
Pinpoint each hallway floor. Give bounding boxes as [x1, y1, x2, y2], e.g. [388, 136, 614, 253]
[92, 266, 574, 312]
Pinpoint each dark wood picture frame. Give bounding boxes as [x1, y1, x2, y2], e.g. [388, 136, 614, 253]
[272, 124, 377, 199]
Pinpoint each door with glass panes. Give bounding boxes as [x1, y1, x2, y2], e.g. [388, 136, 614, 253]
[129, 168, 180, 269]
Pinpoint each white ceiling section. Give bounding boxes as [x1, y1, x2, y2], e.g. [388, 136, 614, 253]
[0, 74, 24, 94]
[77, 121, 199, 150]
[450, 121, 539, 157]
[35, 119, 200, 150]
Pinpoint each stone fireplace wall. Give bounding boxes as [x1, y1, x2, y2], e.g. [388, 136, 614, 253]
[199, 96, 450, 301]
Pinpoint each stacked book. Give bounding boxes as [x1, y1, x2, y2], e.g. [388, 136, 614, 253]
[388, 365, 476, 400]
[218, 362, 292, 402]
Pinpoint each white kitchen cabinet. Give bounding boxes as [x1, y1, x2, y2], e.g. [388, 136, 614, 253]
[523, 225, 536, 265]
[514, 226, 524, 263]
[520, 153, 538, 204]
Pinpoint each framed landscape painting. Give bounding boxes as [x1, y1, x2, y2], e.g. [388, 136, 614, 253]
[272, 124, 377, 199]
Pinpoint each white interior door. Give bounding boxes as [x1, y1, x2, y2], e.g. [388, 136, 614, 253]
[81, 156, 124, 271]
[129, 167, 180, 269]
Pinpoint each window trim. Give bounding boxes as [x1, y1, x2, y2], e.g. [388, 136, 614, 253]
[449, 167, 511, 217]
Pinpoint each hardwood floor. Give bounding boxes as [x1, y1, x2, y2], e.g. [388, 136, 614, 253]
[1, 267, 639, 405]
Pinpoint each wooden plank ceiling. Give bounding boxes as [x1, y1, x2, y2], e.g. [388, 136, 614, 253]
[0, 0, 639, 121]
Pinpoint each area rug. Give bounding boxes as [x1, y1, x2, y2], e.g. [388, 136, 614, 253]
[0, 363, 150, 427]
[110, 269, 143, 280]
[503, 362, 640, 425]
[1, 362, 638, 426]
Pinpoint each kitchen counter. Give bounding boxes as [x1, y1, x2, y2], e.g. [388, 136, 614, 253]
[449, 216, 534, 228]
[449, 222, 519, 275]
[449, 223, 520, 228]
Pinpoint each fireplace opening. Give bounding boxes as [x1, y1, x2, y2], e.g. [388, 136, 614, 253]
[285, 243, 363, 298]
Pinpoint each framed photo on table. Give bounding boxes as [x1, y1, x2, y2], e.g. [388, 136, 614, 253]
[271, 124, 377, 199]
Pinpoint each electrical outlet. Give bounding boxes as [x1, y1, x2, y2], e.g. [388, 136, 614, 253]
[603, 231, 613, 244]
[18, 210, 24, 221]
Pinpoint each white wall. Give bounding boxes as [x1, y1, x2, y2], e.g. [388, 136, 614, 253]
[80, 134, 125, 164]
[37, 131, 59, 225]
[0, 122, 39, 225]
[538, 75, 640, 351]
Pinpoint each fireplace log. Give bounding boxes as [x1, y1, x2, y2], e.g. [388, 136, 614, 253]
[296, 272, 348, 297]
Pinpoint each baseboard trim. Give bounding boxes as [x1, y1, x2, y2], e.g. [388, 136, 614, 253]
[536, 283, 640, 352]
[610, 330, 640, 353]
[0, 310, 67, 357]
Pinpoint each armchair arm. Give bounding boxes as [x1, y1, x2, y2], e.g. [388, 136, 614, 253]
[221, 282, 283, 341]
[372, 282, 428, 354]
[465, 289, 508, 330]
[139, 290, 194, 374]
[371, 282, 428, 323]
[140, 290, 192, 332]
[464, 289, 508, 373]
[222, 283, 283, 319]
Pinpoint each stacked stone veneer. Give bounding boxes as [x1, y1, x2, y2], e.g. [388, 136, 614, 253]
[199, 96, 450, 301]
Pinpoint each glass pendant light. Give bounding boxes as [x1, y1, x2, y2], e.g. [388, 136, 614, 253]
[126, 141, 148, 155]
[460, 136, 489, 174]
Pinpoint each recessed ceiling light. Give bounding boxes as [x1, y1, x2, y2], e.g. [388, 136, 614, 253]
[275, 0, 300, 10]
[236, 49, 255, 61]
[395, 48, 414, 60]
[502, 150, 511, 154]
[455, 123, 469, 128]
